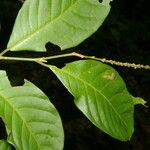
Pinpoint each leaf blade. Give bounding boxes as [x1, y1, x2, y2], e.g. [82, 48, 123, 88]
[0, 140, 12, 150]
[49, 60, 134, 141]
[7, 0, 111, 51]
[0, 71, 64, 150]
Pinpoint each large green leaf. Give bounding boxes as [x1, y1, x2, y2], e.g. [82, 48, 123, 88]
[49, 60, 135, 141]
[7, 0, 111, 51]
[0, 140, 11, 150]
[0, 71, 64, 150]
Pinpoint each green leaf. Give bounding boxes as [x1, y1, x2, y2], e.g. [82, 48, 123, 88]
[49, 60, 134, 141]
[0, 140, 11, 150]
[0, 71, 64, 150]
[132, 96, 146, 106]
[7, 0, 111, 51]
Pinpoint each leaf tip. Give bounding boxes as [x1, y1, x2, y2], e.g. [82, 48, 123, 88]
[132, 96, 147, 107]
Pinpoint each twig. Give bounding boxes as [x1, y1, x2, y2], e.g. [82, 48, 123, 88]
[0, 51, 149, 70]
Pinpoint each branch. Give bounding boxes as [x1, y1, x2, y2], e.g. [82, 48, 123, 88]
[0, 52, 149, 70]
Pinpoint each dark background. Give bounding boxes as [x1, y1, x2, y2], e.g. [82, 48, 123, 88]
[0, 0, 150, 150]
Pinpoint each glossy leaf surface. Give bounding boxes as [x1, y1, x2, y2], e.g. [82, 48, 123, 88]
[49, 60, 134, 141]
[7, 0, 111, 51]
[0, 71, 64, 150]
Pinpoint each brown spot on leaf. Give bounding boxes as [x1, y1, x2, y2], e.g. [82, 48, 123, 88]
[103, 72, 115, 80]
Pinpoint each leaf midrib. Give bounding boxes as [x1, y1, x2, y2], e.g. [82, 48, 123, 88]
[54, 68, 128, 133]
[8, 0, 78, 50]
[0, 94, 42, 149]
